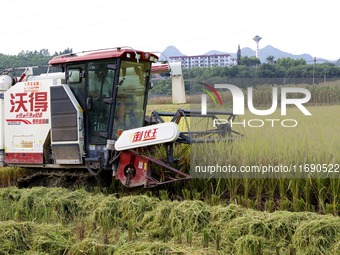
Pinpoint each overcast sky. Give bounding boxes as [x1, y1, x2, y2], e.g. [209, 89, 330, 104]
[1, 0, 339, 60]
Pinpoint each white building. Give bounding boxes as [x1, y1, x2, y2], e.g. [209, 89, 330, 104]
[169, 54, 237, 68]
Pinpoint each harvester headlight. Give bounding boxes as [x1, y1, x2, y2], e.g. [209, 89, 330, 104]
[149, 56, 157, 63]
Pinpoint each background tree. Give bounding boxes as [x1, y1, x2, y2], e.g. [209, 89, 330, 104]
[275, 57, 306, 68]
[240, 56, 261, 66]
[237, 44, 241, 65]
[266, 55, 275, 64]
[0, 48, 72, 75]
[54, 48, 73, 56]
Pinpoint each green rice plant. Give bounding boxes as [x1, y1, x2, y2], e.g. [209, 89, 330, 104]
[330, 240, 340, 255]
[159, 190, 170, 200]
[173, 224, 182, 244]
[0, 187, 339, 254]
[140, 200, 175, 241]
[186, 230, 192, 246]
[226, 178, 240, 203]
[168, 200, 211, 233]
[292, 216, 340, 255]
[202, 228, 210, 248]
[289, 246, 297, 255]
[315, 178, 328, 214]
[328, 178, 340, 216]
[234, 235, 264, 255]
[207, 194, 220, 206]
[0, 221, 72, 255]
[191, 105, 340, 167]
[112, 240, 198, 255]
[182, 189, 191, 200]
[31, 223, 73, 254]
[0, 221, 32, 253]
[92, 195, 119, 232]
[254, 179, 266, 210]
[243, 178, 250, 200]
[215, 232, 221, 251]
[192, 189, 201, 200]
[128, 219, 134, 241]
[279, 197, 291, 211]
[188, 104, 340, 212]
[0, 187, 23, 221]
[288, 179, 302, 212]
[12, 187, 90, 224]
[67, 238, 113, 255]
[303, 178, 312, 211]
[264, 199, 275, 212]
[116, 195, 159, 229]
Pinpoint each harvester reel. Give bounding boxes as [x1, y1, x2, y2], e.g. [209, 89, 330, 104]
[124, 164, 136, 186]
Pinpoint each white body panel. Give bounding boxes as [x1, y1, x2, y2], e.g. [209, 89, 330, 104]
[4, 80, 54, 150]
[27, 72, 65, 81]
[0, 96, 5, 150]
[115, 122, 180, 151]
[4, 79, 57, 163]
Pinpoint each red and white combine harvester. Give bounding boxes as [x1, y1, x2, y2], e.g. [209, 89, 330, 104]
[0, 47, 238, 188]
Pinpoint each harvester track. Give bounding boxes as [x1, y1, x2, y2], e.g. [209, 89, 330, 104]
[17, 169, 111, 190]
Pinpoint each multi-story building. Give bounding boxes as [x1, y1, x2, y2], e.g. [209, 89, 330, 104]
[169, 54, 237, 68]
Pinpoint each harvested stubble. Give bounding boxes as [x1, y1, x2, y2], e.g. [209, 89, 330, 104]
[0, 187, 339, 255]
[0, 167, 34, 187]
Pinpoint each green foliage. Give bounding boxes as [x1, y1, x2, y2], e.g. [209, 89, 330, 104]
[275, 57, 306, 67]
[151, 56, 340, 96]
[240, 56, 261, 66]
[0, 48, 72, 75]
[149, 78, 173, 96]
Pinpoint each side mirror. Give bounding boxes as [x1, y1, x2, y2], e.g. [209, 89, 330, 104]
[86, 96, 93, 111]
[67, 68, 81, 83]
[103, 97, 113, 104]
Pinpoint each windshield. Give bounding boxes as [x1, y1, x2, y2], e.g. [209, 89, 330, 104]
[112, 60, 150, 138]
[87, 61, 116, 144]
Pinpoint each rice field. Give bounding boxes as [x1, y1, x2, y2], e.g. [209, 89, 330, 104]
[144, 103, 340, 214]
[146, 83, 340, 214]
[190, 104, 340, 172]
[0, 82, 338, 254]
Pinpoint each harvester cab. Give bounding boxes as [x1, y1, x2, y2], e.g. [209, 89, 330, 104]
[41, 48, 160, 176]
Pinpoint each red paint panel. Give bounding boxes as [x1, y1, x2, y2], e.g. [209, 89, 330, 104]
[5, 153, 43, 164]
[116, 151, 148, 188]
[48, 49, 158, 65]
[151, 64, 170, 74]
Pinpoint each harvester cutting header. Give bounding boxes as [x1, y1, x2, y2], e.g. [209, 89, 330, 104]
[0, 47, 238, 188]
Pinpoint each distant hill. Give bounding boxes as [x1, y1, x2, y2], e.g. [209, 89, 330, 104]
[160, 46, 185, 61]
[203, 50, 227, 55]
[256, 45, 322, 63]
[161, 45, 328, 63]
[227, 45, 320, 63]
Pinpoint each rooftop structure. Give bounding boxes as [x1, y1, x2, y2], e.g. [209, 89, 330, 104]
[169, 54, 237, 68]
